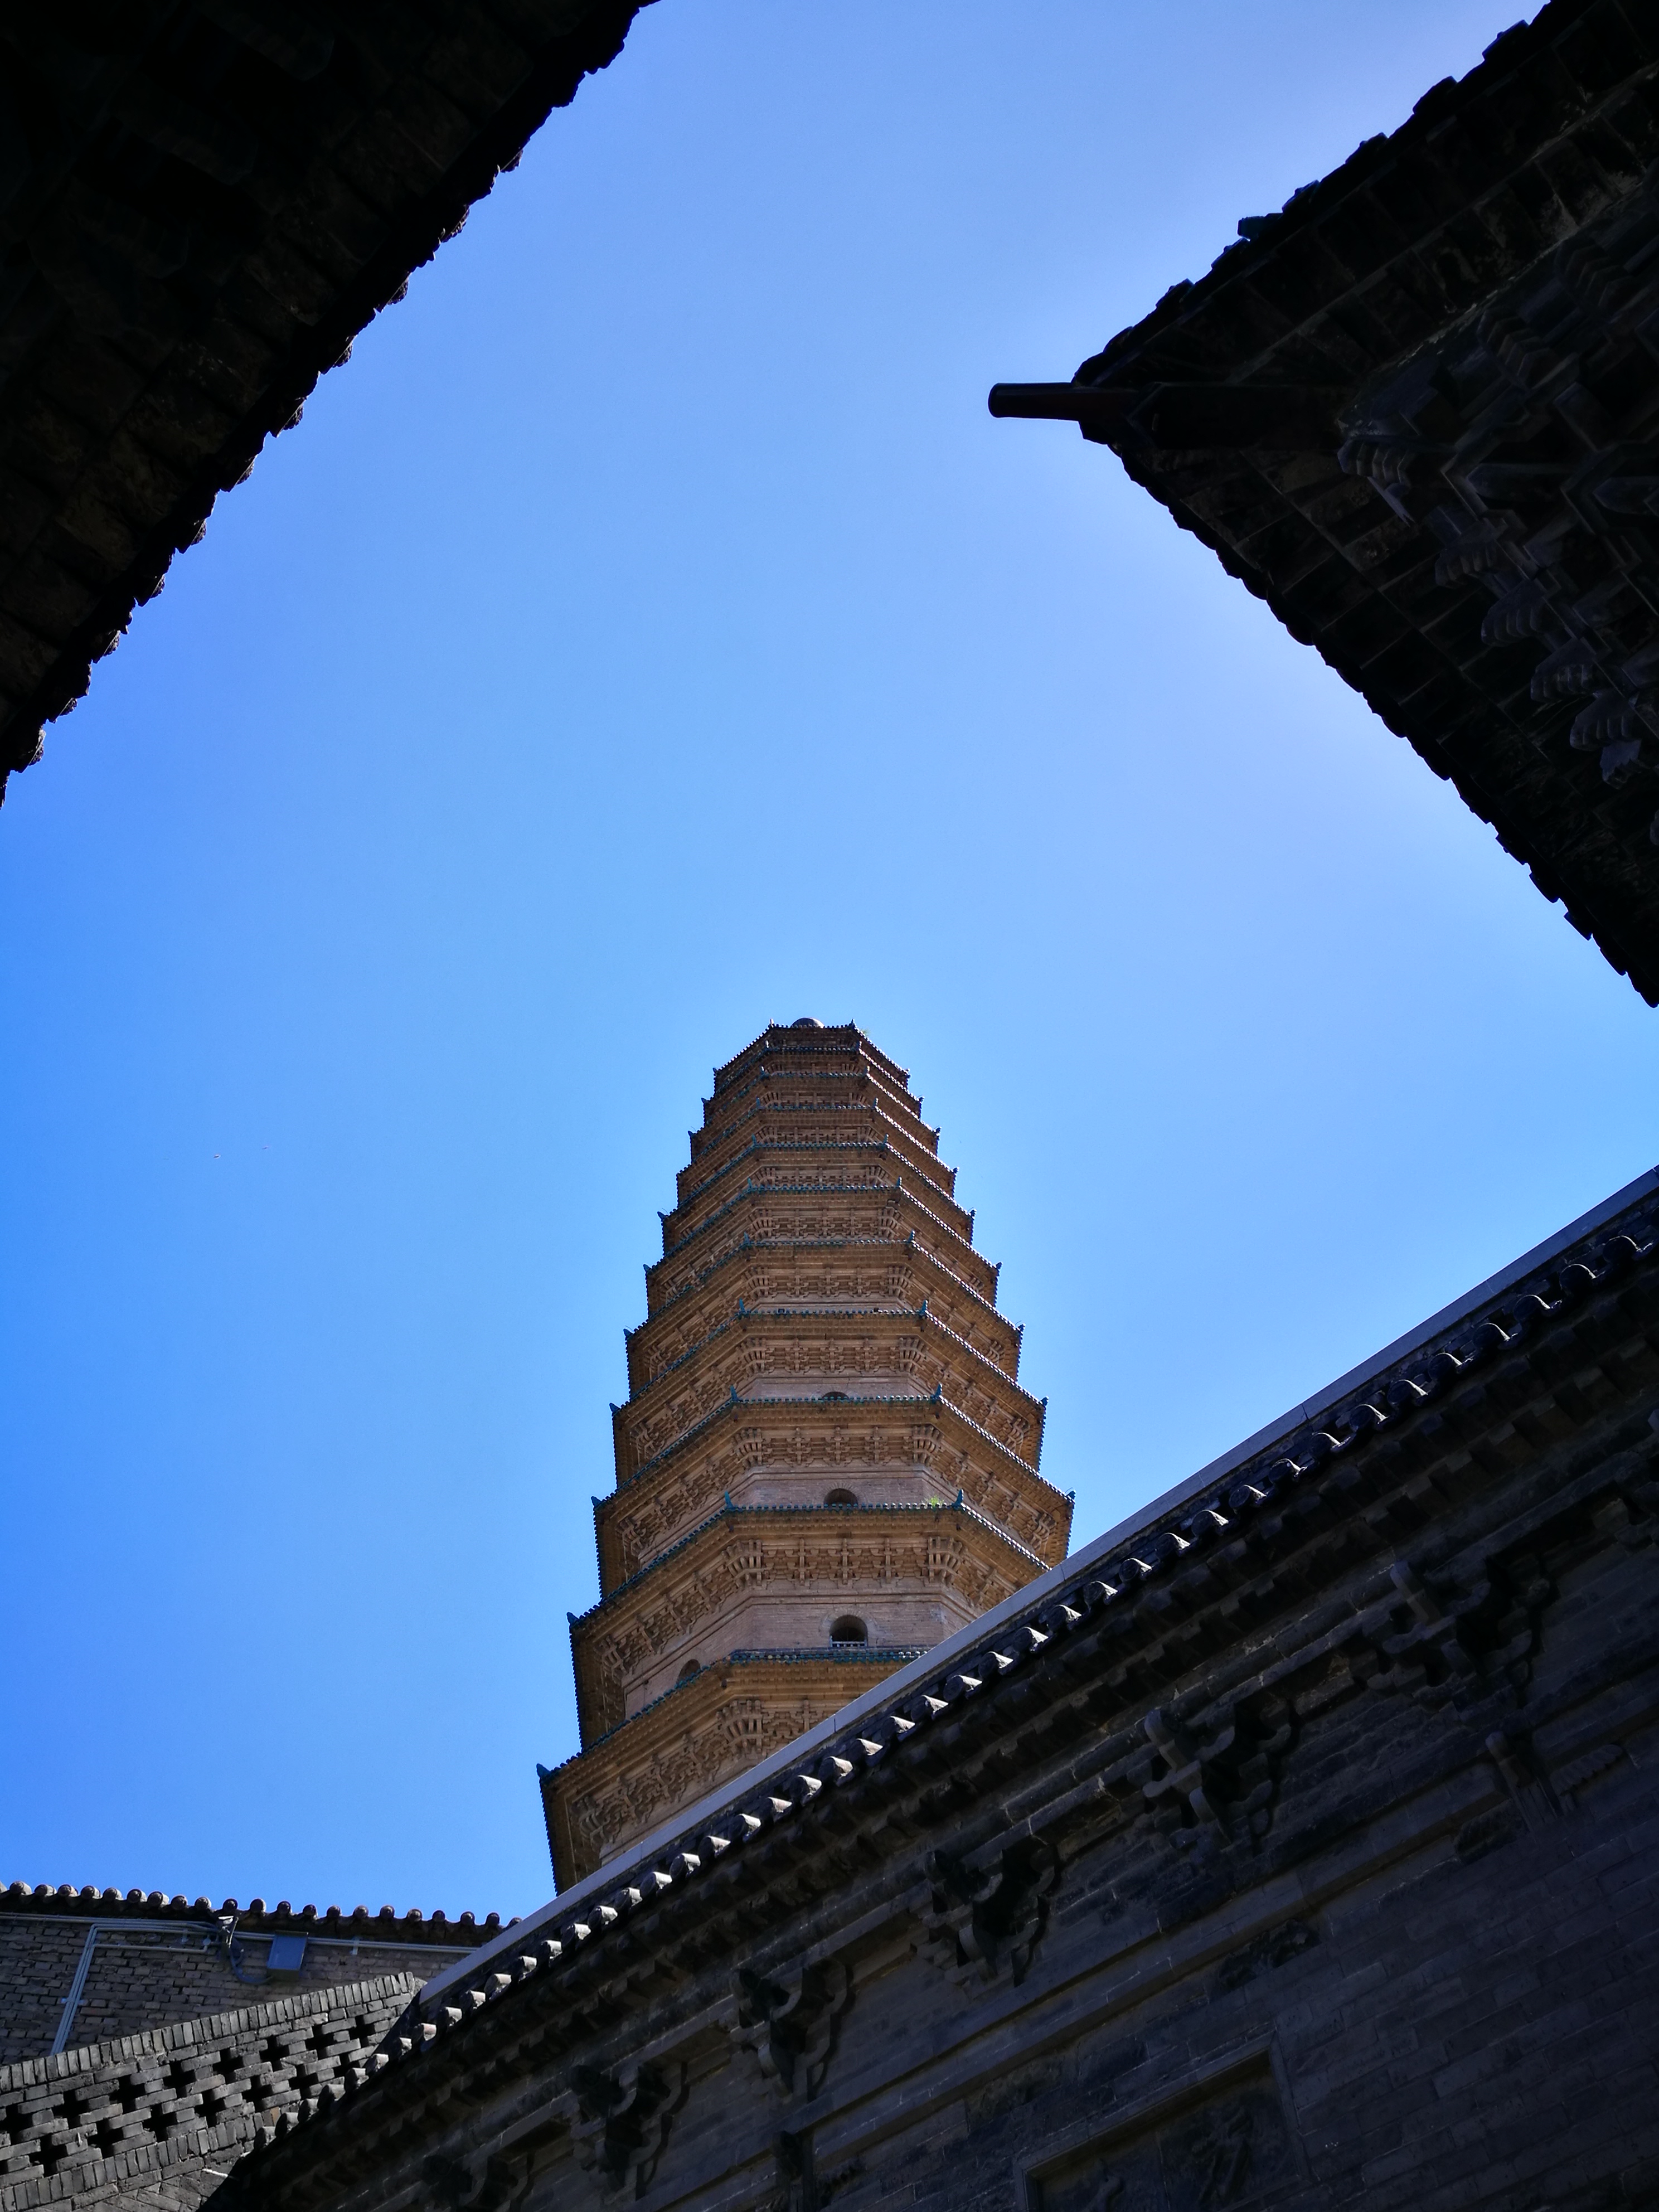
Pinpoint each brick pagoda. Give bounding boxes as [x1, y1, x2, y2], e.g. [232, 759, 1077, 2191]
[539, 1020, 1071, 1886]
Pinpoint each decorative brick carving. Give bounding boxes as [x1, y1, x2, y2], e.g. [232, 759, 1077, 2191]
[918, 1837, 1057, 1988]
[546, 1025, 1068, 1883]
[1029, 2061, 1300, 2212]
[1137, 1699, 1293, 1847]
[730, 1959, 851, 2100]
[569, 2059, 685, 2199]
[0, 1971, 416, 2211]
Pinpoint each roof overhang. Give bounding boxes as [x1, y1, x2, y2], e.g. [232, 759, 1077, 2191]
[993, 0, 1659, 1002]
[0, 0, 648, 798]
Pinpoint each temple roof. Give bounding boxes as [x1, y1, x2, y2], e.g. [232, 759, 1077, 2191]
[992, 0, 1659, 1001]
[0, 0, 646, 797]
[218, 1160, 1659, 2201]
[0, 1884, 502, 1947]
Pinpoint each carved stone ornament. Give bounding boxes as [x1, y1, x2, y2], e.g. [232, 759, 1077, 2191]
[567, 2058, 686, 2200]
[918, 1835, 1057, 1987]
[1265, 1544, 1564, 1736]
[419, 2148, 532, 2212]
[1338, 216, 1659, 814]
[1135, 1699, 1293, 1848]
[731, 1957, 851, 2100]
[1028, 2058, 1301, 2212]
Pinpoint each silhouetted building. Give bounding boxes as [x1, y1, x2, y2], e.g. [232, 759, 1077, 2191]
[994, 0, 1659, 1003]
[214, 1166, 1659, 2212]
[0, 0, 645, 801]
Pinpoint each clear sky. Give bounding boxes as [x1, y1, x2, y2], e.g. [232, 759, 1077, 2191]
[3, 0, 1655, 1923]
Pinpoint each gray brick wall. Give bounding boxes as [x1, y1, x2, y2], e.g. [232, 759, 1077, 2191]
[0, 1904, 492, 2064]
[0, 1972, 417, 2212]
[207, 1175, 1659, 2212]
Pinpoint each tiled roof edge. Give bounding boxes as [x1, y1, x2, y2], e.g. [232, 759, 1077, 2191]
[426, 1163, 1659, 2003]
[1083, 0, 1602, 376]
[0, 1887, 505, 1946]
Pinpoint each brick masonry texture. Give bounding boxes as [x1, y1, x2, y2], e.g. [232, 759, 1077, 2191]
[0, 1899, 497, 2067]
[543, 1021, 1070, 1888]
[0, 1971, 418, 2212]
[208, 1171, 1659, 2212]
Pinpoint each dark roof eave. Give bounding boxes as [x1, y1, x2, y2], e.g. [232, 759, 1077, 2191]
[223, 1165, 1659, 2192]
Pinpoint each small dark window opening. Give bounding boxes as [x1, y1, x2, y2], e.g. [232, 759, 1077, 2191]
[824, 1487, 857, 1506]
[822, 1389, 849, 1401]
[677, 1659, 701, 1685]
[830, 1616, 868, 1646]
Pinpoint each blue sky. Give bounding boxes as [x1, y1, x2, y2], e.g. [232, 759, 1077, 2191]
[3, 0, 1654, 1922]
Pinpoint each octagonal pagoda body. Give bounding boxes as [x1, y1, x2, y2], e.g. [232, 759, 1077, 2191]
[539, 1021, 1071, 1888]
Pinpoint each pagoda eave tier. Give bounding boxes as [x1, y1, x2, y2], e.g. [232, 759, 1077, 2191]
[702, 1025, 918, 1108]
[571, 1501, 1046, 1742]
[614, 1311, 1040, 1477]
[632, 1230, 1016, 1382]
[542, 1648, 923, 1888]
[646, 1180, 998, 1312]
[661, 1146, 972, 1251]
[594, 1396, 1069, 1593]
[690, 1079, 942, 1168]
[711, 1025, 911, 1099]
[675, 1106, 952, 1211]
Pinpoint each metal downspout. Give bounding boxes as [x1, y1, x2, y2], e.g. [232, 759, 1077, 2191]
[50, 1927, 98, 2055]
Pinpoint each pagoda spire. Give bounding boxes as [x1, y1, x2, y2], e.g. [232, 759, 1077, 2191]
[539, 1020, 1071, 1888]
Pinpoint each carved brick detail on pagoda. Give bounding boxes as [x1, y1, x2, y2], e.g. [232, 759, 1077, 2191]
[539, 1021, 1071, 1888]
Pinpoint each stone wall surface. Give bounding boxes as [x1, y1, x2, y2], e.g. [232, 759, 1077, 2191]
[211, 1172, 1659, 2212]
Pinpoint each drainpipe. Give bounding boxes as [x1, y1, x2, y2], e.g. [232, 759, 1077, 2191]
[50, 1928, 99, 2055]
[49, 1917, 266, 2056]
